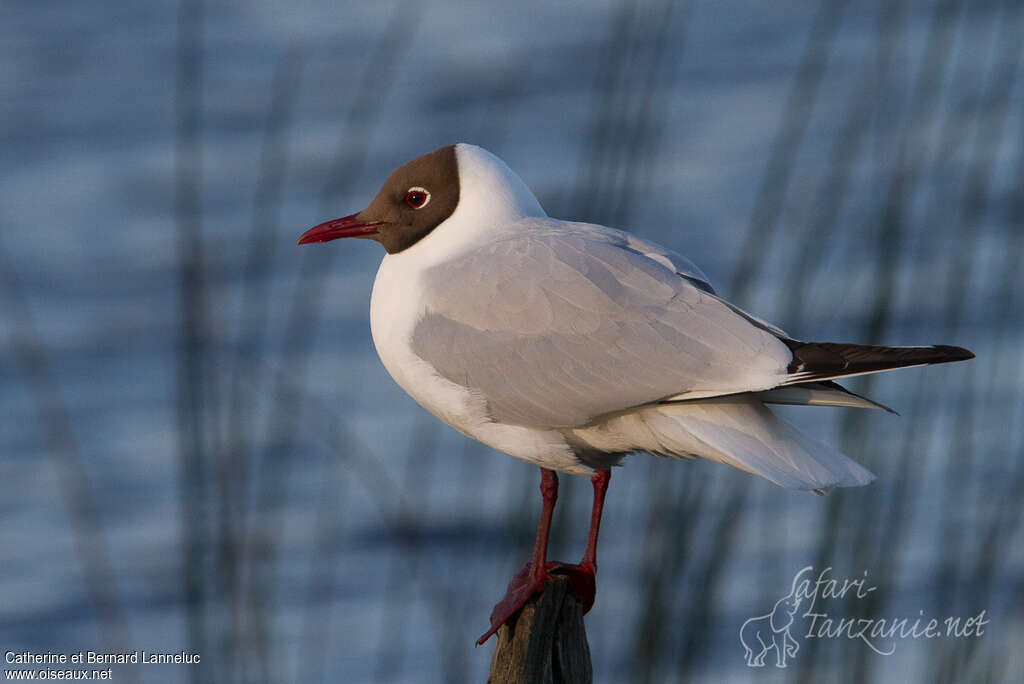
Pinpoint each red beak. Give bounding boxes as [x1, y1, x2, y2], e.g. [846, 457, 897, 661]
[296, 212, 386, 245]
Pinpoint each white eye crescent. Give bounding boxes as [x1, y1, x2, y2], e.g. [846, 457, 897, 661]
[404, 187, 431, 209]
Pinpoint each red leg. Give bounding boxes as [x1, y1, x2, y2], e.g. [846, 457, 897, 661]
[551, 468, 610, 613]
[581, 468, 610, 571]
[532, 468, 558, 572]
[477, 468, 612, 644]
[477, 468, 560, 645]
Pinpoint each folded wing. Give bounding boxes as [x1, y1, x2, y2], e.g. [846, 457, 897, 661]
[411, 220, 792, 427]
[410, 219, 973, 429]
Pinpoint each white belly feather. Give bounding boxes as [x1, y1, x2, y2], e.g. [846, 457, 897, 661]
[369, 254, 589, 474]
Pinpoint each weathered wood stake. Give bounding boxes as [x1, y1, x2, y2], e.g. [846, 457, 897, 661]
[486, 575, 592, 684]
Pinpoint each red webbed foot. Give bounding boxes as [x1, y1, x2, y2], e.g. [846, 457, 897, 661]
[549, 561, 596, 614]
[477, 560, 554, 644]
[476, 559, 597, 644]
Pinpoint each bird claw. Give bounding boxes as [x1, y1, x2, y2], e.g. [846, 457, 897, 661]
[476, 560, 596, 645]
[551, 561, 596, 614]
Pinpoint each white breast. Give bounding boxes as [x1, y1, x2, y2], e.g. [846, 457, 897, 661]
[369, 253, 476, 429]
[369, 250, 589, 474]
[364, 143, 593, 474]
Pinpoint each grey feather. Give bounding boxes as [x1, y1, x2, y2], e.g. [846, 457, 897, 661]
[754, 381, 896, 413]
[410, 219, 792, 427]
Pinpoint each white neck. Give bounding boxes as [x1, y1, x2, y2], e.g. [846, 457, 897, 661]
[382, 144, 546, 270]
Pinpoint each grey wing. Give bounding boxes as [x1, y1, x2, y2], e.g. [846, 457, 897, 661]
[411, 221, 793, 428]
[580, 223, 791, 337]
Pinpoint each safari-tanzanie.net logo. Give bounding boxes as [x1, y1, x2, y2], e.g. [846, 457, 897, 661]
[739, 566, 988, 668]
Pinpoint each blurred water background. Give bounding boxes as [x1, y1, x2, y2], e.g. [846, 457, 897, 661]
[1, 0, 1022, 682]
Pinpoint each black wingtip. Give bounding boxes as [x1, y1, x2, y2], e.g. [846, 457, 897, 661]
[781, 340, 976, 384]
[933, 345, 975, 362]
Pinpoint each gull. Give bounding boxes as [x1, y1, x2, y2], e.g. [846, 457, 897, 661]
[297, 144, 974, 643]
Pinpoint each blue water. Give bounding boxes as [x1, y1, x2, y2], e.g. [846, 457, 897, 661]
[2, 1, 1022, 682]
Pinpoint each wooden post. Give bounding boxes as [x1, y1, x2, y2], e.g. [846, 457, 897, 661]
[486, 575, 593, 684]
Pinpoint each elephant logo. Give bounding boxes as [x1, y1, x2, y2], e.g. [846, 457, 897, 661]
[740, 579, 802, 668]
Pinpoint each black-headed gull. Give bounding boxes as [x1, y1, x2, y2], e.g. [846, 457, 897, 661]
[297, 144, 973, 643]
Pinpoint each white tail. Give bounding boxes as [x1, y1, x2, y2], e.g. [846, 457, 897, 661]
[571, 396, 876, 492]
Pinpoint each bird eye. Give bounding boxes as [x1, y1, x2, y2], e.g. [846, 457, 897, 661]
[404, 187, 431, 209]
